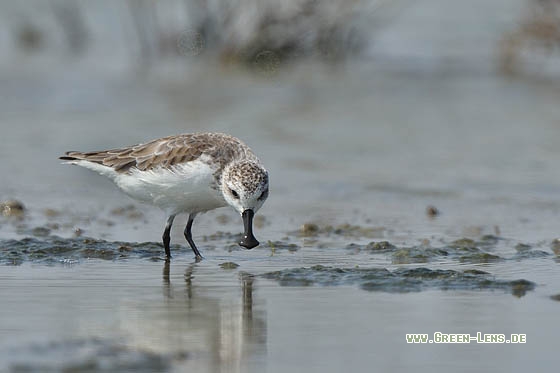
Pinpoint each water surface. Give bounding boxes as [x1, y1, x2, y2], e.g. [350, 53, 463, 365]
[1, 0, 560, 371]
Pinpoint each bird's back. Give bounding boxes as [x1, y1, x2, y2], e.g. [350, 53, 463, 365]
[60, 132, 258, 175]
[59, 132, 260, 214]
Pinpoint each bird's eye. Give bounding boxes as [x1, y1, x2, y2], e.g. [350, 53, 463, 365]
[231, 189, 239, 199]
[258, 189, 268, 201]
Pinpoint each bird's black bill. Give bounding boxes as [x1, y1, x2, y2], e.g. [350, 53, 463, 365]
[239, 209, 259, 249]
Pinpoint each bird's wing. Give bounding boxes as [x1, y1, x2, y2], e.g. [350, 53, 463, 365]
[59, 133, 220, 173]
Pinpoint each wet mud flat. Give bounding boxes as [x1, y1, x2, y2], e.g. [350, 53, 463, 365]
[2, 200, 560, 372]
[1, 229, 551, 298]
[2, 208, 558, 303]
[2, 204, 558, 296]
[2, 26, 560, 369]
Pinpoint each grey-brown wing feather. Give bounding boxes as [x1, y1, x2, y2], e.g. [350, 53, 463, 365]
[60, 133, 252, 173]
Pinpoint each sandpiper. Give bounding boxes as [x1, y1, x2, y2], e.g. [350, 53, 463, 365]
[60, 132, 269, 261]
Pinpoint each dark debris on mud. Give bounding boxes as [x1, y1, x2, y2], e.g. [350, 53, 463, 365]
[267, 240, 300, 253]
[297, 222, 387, 239]
[0, 233, 302, 265]
[219, 261, 240, 270]
[344, 236, 552, 264]
[294, 222, 554, 263]
[1, 199, 26, 218]
[261, 265, 536, 297]
[0, 236, 171, 265]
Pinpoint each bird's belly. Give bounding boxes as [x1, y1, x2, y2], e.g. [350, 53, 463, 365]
[114, 161, 226, 214]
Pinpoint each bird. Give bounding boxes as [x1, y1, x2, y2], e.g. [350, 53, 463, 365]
[59, 132, 269, 261]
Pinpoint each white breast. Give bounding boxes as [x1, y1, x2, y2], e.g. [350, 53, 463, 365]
[114, 159, 227, 215]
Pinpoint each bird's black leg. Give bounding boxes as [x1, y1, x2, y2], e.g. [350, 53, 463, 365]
[162, 214, 176, 258]
[184, 213, 203, 261]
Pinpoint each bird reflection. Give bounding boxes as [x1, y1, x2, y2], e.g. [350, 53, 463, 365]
[163, 258, 172, 298]
[184, 262, 194, 300]
[160, 259, 266, 371]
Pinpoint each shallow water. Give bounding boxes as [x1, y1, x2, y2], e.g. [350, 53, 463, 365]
[1, 252, 558, 373]
[2, 0, 560, 371]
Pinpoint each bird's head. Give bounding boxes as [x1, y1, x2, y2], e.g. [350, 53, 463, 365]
[221, 160, 269, 249]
